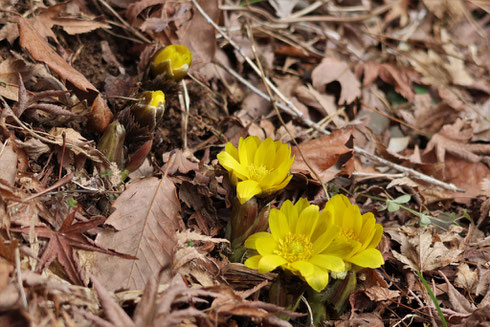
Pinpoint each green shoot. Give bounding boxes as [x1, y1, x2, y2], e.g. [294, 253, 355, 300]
[416, 271, 448, 327]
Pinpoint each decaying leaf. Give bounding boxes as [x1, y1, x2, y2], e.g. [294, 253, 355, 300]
[11, 207, 132, 286]
[93, 177, 183, 291]
[291, 128, 353, 183]
[392, 229, 462, 272]
[312, 57, 360, 105]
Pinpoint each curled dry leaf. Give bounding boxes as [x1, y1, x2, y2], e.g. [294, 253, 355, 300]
[392, 229, 462, 272]
[93, 177, 184, 291]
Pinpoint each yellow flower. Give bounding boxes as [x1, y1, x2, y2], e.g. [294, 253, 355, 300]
[150, 44, 192, 81]
[323, 194, 384, 270]
[244, 199, 348, 292]
[217, 136, 294, 204]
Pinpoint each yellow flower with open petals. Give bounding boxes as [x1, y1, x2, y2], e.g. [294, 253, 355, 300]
[323, 194, 384, 270]
[244, 198, 348, 292]
[217, 136, 294, 204]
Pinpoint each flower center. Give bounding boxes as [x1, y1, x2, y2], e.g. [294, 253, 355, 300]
[275, 233, 313, 263]
[341, 228, 357, 241]
[248, 165, 270, 181]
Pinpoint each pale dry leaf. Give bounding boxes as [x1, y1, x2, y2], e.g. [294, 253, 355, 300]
[268, 0, 299, 18]
[455, 263, 478, 293]
[440, 271, 476, 315]
[392, 229, 462, 272]
[312, 57, 361, 105]
[0, 22, 19, 44]
[424, 118, 490, 163]
[0, 57, 36, 101]
[49, 127, 108, 165]
[93, 177, 183, 291]
[363, 285, 400, 302]
[0, 141, 17, 186]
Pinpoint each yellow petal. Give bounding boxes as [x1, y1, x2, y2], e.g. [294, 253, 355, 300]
[367, 224, 383, 249]
[311, 224, 339, 254]
[254, 138, 276, 169]
[255, 233, 278, 255]
[244, 232, 273, 250]
[244, 255, 261, 269]
[290, 260, 314, 278]
[217, 152, 249, 180]
[295, 204, 320, 236]
[260, 157, 293, 187]
[324, 239, 358, 259]
[236, 180, 262, 204]
[225, 142, 239, 161]
[309, 254, 345, 272]
[268, 209, 290, 241]
[358, 212, 376, 246]
[273, 142, 291, 168]
[258, 255, 287, 273]
[348, 248, 384, 268]
[238, 137, 250, 167]
[280, 200, 298, 232]
[304, 265, 330, 292]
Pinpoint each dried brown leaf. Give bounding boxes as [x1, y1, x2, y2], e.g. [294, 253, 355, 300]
[291, 128, 353, 183]
[424, 118, 490, 163]
[312, 57, 360, 105]
[455, 263, 478, 293]
[392, 229, 462, 272]
[18, 17, 97, 94]
[440, 271, 476, 315]
[93, 177, 183, 291]
[363, 285, 400, 302]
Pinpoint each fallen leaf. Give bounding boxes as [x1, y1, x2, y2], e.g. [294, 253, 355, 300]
[11, 207, 132, 285]
[424, 118, 490, 163]
[455, 263, 478, 293]
[291, 128, 353, 183]
[93, 177, 183, 291]
[440, 271, 476, 315]
[312, 57, 361, 105]
[363, 285, 400, 302]
[392, 229, 462, 272]
[18, 17, 97, 95]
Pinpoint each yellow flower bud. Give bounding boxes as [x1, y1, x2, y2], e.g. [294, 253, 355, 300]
[150, 45, 192, 81]
[130, 90, 165, 131]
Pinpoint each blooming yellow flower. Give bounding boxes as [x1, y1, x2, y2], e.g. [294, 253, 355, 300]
[150, 44, 192, 81]
[217, 136, 294, 204]
[244, 198, 349, 292]
[322, 194, 384, 270]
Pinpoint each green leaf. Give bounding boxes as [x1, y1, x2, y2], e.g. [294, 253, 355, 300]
[420, 214, 431, 226]
[393, 194, 411, 204]
[387, 201, 400, 212]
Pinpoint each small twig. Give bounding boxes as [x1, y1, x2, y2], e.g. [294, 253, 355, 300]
[195, 1, 465, 194]
[300, 295, 314, 327]
[97, 0, 151, 44]
[15, 247, 28, 309]
[179, 80, 191, 151]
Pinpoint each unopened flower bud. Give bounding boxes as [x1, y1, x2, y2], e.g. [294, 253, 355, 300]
[97, 120, 126, 167]
[130, 91, 165, 131]
[150, 45, 192, 81]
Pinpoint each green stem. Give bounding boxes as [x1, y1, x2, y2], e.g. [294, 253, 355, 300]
[416, 271, 448, 327]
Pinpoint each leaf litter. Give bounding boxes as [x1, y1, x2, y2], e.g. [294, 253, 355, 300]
[0, 0, 489, 326]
